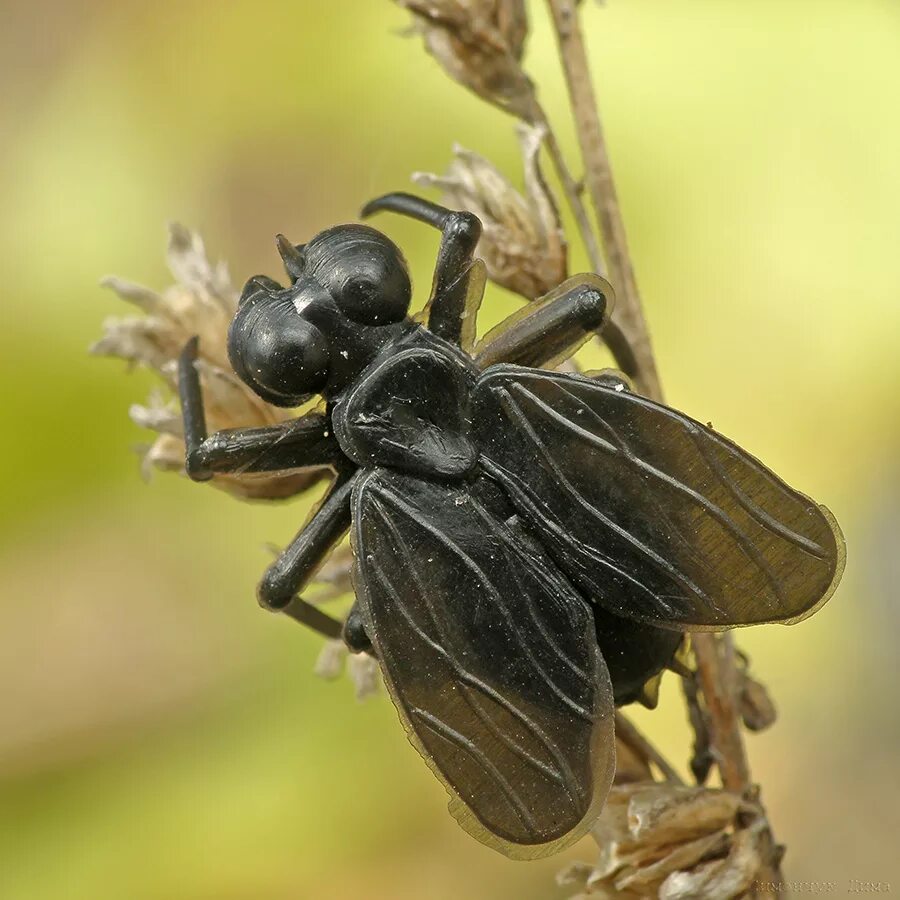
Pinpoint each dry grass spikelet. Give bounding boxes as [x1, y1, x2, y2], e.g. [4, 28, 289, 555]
[314, 639, 381, 701]
[414, 125, 566, 299]
[397, 0, 535, 118]
[735, 652, 778, 733]
[93, 224, 327, 500]
[558, 784, 765, 900]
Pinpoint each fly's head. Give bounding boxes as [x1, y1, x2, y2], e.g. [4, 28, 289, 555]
[228, 224, 412, 406]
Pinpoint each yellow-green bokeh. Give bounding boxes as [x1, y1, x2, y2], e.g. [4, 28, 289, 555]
[1, 2, 898, 897]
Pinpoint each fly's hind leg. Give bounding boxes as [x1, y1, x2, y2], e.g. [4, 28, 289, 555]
[343, 601, 373, 655]
[473, 274, 613, 370]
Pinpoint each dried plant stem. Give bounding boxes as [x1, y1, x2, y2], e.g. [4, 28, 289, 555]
[614, 712, 684, 786]
[692, 633, 751, 791]
[545, 0, 662, 401]
[529, 102, 604, 275]
[545, 0, 784, 889]
[528, 102, 643, 383]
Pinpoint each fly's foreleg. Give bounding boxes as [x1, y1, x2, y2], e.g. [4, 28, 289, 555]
[362, 192, 483, 347]
[177, 337, 344, 482]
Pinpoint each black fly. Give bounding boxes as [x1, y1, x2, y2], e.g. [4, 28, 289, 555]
[177, 193, 845, 858]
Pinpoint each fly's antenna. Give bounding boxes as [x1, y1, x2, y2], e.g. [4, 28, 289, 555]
[275, 233, 306, 282]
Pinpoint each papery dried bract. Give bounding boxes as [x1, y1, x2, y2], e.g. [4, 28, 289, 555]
[735, 653, 778, 732]
[659, 826, 763, 900]
[561, 784, 762, 899]
[739, 673, 778, 732]
[94, 224, 327, 500]
[314, 640, 348, 681]
[414, 126, 566, 299]
[398, 0, 535, 118]
[348, 653, 381, 701]
[627, 784, 740, 845]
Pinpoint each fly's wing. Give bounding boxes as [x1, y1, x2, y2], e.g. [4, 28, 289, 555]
[352, 469, 615, 859]
[474, 366, 845, 630]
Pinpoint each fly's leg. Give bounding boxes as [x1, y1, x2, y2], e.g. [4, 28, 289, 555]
[180, 337, 356, 640]
[343, 601, 373, 654]
[587, 369, 632, 391]
[257, 467, 359, 639]
[473, 274, 613, 370]
[178, 336, 346, 482]
[362, 193, 484, 348]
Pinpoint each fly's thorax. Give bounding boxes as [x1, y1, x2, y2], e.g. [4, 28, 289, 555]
[331, 328, 479, 478]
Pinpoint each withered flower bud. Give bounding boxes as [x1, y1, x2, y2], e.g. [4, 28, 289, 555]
[738, 673, 778, 733]
[314, 642, 381, 701]
[94, 224, 326, 500]
[397, 0, 535, 119]
[559, 784, 765, 899]
[414, 125, 567, 299]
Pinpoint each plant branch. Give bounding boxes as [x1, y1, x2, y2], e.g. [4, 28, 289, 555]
[545, 0, 783, 890]
[614, 712, 684, 786]
[544, 0, 662, 401]
[692, 633, 750, 791]
[527, 100, 645, 382]
[528, 101, 604, 276]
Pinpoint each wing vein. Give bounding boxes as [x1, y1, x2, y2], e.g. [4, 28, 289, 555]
[519, 382, 785, 607]
[498, 388, 723, 617]
[367, 499, 581, 803]
[549, 385, 728, 585]
[682, 423, 828, 559]
[409, 706, 539, 833]
[375, 486, 595, 722]
[368, 555, 576, 800]
[480, 457, 683, 617]
[465, 495, 592, 685]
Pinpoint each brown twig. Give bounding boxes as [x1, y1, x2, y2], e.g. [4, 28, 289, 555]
[692, 633, 750, 791]
[614, 712, 684, 786]
[680, 662, 715, 785]
[545, 0, 784, 890]
[527, 100, 647, 382]
[544, 0, 662, 401]
[527, 101, 604, 276]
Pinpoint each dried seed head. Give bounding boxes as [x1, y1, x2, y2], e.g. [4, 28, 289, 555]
[738, 673, 778, 733]
[314, 640, 349, 681]
[734, 650, 778, 732]
[659, 825, 763, 900]
[560, 784, 766, 899]
[94, 224, 327, 500]
[348, 653, 381, 700]
[414, 125, 567, 299]
[398, 0, 535, 118]
[313, 643, 381, 701]
[308, 544, 380, 699]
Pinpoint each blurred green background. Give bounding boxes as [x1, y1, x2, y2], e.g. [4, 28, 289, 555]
[1, 1, 898, 897]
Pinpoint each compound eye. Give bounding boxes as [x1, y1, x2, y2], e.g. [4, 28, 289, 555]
[228, 300, 330, 407]
[305, 224, 412, 326]
[337, 272, 409, 326]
